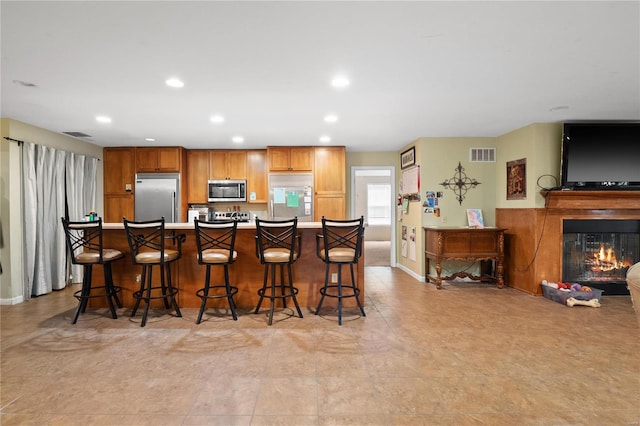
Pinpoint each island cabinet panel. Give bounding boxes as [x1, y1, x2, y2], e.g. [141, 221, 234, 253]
[136, 147, 182, 172]
[209, 150, 247, 180]
[246, 150, 268, 203]
[98, 224, 364, 310]
[268, 147, 313, 172]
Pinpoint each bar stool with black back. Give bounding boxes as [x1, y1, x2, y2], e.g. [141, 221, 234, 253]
[194, 218, 239, 323]
[315, 216, 366, 325]
[61, 217, 123, 324]
[123, 217, 185, 327]
[254, 217, 303, 325]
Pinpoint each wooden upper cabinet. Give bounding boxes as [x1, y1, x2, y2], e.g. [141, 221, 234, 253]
[136, 147, 182, 172]
[313, 146, 346, 220]
[103, 147, 135, 222]
[186, 150, 210, 203]
[209, 150, 247, 180]
[314, 146, 346, 194]
[246, 150, 268, 203]
[104, 147, 135, 194]
[268, 147, 313, 172]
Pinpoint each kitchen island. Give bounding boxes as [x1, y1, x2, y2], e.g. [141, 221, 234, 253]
[100, 222, 364, 310]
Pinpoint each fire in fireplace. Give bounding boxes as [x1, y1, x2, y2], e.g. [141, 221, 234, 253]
[563, 219, 639, 295]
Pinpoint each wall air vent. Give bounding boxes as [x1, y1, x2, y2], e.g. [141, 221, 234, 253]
[469, 147, 496, 162]
[63, 131, 92, 138]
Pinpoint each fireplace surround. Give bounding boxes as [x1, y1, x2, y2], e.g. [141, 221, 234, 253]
[496, 190, 640, 296]
[562, 219, 639, 295]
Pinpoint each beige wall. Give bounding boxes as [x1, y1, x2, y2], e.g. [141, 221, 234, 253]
[0, 119, 104, 303]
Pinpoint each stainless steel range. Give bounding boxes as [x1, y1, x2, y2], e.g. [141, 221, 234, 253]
[209, 211, 251, 222]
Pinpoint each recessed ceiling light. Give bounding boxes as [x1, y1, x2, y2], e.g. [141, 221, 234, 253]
[319, 135, 331, 143]
[210, 115, 225, 124]
[324, 114, 338, 123]
[95, 115, 112, 124]
[145, 138, 156, 142]
[232, 136, 244, 143]
[165, 78, 184, 88]
[331, 76, 350, 88]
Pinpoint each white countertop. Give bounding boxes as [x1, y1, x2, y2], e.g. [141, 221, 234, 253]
[103, 221, 323, 230]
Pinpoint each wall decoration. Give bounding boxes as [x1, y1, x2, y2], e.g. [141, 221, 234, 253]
[507, 158, 526, 200]
[466, 209, 484, 228]
[439, 161, 481, 205]
[401, 225, 408, 257]
[409, 226, 417, 261]
[400, 147, 416, 169]
[401, 165, 420, 196]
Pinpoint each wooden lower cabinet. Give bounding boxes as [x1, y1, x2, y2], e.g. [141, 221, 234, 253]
[314, 195, 345, 221]
[104, 194, 134, 223]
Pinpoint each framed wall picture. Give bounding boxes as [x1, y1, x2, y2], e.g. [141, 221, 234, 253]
[507, 158, 526, 200]
[401, 147, 416, 169]
[466, 209, 484, 228]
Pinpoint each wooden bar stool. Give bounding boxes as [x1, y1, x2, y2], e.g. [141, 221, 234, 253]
[61, 217, 123, 324]
[254, 217, 303, 325]
[123, 217, 184, 327]
[194, 219, 239, 323]
[315, 216, 366, 325]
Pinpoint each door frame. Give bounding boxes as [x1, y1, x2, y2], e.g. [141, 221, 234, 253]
[351, 166, 396, 267]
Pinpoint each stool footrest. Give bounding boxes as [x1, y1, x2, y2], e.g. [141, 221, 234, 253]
[257, 286, 299, 299]
[74, 286, 122, 300]
[133, 286, 179, 300]
[196, 286, 239, 299]
[319, 285, 360, 299]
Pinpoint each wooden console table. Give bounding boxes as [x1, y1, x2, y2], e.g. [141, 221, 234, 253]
[424, 226, 506, 289]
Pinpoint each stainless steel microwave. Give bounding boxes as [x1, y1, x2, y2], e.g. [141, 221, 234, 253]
[208, 179, 246, 202]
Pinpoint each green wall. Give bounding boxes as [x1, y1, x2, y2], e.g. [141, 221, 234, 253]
[495, 123, 562, 208]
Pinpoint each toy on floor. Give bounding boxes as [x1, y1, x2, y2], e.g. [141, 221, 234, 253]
[541, 280, 602, 308]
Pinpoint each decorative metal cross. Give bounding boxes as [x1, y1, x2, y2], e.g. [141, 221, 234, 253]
[439, 162, 481, 205]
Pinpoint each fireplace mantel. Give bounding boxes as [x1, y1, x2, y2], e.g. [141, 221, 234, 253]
[543, 190, 640, 210]
[496, 190, 640, 295]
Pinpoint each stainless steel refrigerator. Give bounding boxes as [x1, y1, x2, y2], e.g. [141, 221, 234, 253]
[135, 173, 180, 222]
[268, 173, 313, 221]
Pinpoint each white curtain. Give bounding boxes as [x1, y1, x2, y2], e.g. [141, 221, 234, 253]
[65, 153, 98, 283]
[22, 142, 80, 298]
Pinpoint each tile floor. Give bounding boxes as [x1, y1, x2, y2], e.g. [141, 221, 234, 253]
[1, 267, 639, 425]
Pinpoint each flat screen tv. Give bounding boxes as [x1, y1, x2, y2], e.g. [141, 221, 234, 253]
[561, 122, 640, 190]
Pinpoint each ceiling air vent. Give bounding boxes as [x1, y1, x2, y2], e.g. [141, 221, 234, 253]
[469, 147, 496, 163]
[63, 131, 92, 138]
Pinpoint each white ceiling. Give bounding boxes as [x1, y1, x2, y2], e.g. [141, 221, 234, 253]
[2, 1, 639, 152]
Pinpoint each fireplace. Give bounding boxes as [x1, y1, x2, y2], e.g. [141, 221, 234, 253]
[562, 219, 640, 295]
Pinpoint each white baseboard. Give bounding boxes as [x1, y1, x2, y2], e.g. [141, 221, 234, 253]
[395, 263, 424, 282]
[0, 295, 24, 305]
